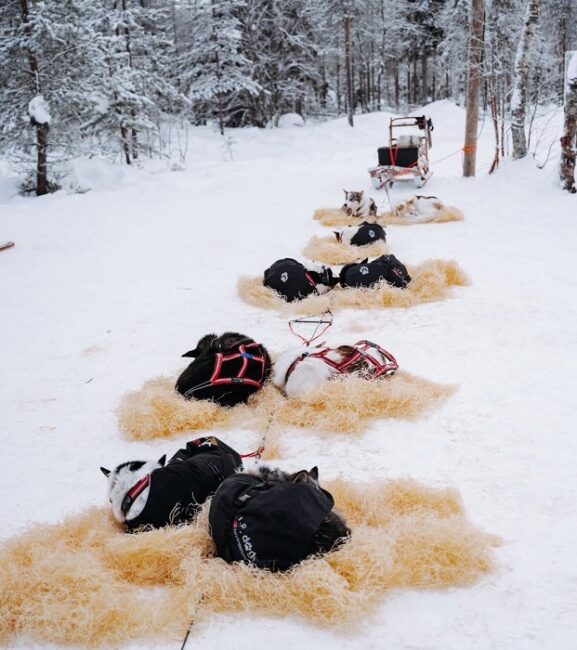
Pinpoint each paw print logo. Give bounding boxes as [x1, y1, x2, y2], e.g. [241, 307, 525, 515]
[280, 272, 288, 283]
[360, 266, 369, 275]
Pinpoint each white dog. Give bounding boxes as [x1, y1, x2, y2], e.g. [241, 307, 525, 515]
[393, 195, 443, 221]
[341, 190, 378, 218]
[272, 340, 398, 399]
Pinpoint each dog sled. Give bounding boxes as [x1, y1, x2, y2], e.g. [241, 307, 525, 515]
[368, 115, 433, 189]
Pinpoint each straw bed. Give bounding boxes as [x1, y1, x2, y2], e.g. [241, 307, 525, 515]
[238, 259, 469, 314]
[117, 372, 455, 441]
[303, 235, 389, 264]
[313, 206, 463, 227]
[0, 479, 498, 646]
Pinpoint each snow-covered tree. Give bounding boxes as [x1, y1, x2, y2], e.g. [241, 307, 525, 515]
[511, 0, 541, 159]
[560, 51, 577, 193]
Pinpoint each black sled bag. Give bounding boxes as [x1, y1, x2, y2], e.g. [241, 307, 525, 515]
[339, 254, 411, 289]
[209, 473, 335, 571]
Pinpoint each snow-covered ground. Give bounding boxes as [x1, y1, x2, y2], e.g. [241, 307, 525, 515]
[1, 101, 576, 649]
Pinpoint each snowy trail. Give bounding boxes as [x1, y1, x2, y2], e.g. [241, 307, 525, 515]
[1, 102, 577, 649]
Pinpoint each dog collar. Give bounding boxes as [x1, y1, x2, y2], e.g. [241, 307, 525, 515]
[121, 474, 150, 517]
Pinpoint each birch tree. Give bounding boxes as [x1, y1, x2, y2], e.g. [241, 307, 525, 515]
[510, 0, 540, 159]
[560, 52, 577, 193]
[463, 0, 485, 177]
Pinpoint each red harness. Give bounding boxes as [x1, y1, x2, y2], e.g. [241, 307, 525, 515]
[121, 474, 150, 517]
[285, 340, 398, 384]
[184, 342, 268, 398]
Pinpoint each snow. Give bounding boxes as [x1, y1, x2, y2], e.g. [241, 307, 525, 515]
[27, 94, 51, 125]
[1, 102, 577, 649]
[278, 112, 305, 128]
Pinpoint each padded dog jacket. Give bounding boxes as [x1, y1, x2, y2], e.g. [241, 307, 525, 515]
[349, 222, 386, 246]
[209, 473, 336, 571]
[263, 258, 334, 302]
[126, 437, 242, 531]
[339, 254, 411, 289]
[175, 334, 270, 406]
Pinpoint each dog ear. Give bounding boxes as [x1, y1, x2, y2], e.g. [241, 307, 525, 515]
[100, 466, 111, 477]
[289, 469, 309, 484]
[158, 454, 166, 467]
[309, 466, 319, 481]
[181, 348, 198, 358]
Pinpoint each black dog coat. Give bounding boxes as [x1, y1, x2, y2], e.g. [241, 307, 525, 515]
[125, 436, 242, 531]
[209, 473, 336, 571]
[349, 222, 386, 246]
[263, 258, 335, 302]
[175, 332, 271, 406]
[339, 254, 411, 289]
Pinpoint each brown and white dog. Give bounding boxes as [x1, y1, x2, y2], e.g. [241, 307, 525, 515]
[393, 195, 443, 221]
[341, 190, 378, 218]
[272, 340, 398, 399]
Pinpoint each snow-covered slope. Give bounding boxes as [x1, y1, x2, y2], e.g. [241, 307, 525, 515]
[1, 103, 576, 649]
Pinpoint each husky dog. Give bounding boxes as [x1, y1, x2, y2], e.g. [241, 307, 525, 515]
[333, 221, 386, 246]
[175, 332, 271, 406]
[393, 195, 443, 221]
[100, 436, 242, 530]
[209, 464, 351, 571]
[341, 190, 378, 218]
[272, 340, 398, 399]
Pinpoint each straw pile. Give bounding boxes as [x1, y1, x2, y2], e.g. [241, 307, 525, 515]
[0, 479, 498, 646]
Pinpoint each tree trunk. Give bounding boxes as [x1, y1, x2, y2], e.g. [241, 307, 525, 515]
[463, 0, 485, 177]
[511, 0, 540, 159]
[560, 57, 577, 193]
[36, 123, 49, 195]
[344, 14, 354, 127]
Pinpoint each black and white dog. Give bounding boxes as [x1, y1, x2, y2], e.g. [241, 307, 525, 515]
[263, 258, 337, 302]
[209, 465, 351, 571]
[175, 332, 271, 406]
[333, 221, 386, 246]
[341, 190, 378, 218]
[100, 436, 242, 531]
[272, 340, 399, 399]
[339, 254, 411, 289]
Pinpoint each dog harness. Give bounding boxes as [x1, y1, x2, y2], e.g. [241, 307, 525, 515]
[121, 474, 150, 517]
[284, 340, 398, 385]
[183, 342, 268, 398]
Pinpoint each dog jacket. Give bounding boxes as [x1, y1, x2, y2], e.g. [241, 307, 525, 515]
[175, 334, 270, 406]
[263, 258, 334, 302]
[125, 437, 242, 531]
[349, 222, 386, 246]
[339, 254, 411, 289]
[209, 473, 336, 571]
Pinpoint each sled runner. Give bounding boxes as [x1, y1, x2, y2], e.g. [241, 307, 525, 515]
[368, 115, 433, 189]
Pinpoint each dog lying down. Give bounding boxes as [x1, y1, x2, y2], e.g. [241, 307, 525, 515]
[381, 195, 465, 225]
[210, 465, 350, 571]
[101, 436, 242, 530]
[263, 255, 410, 302]
[175, 331, 271, 406]
[334, 221, 386, 246]
[101, 438, 350, 570]
[273, 340, 399, 399]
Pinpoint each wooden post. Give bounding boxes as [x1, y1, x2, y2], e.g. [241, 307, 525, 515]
[463, 0, 485, 177]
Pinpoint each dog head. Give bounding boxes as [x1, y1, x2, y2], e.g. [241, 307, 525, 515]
[100, 456, 166, 523]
